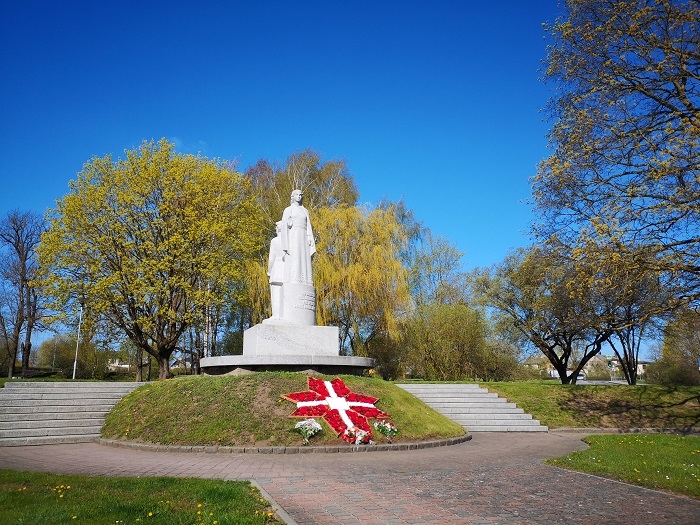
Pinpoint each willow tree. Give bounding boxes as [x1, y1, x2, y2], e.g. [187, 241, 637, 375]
[38, 139, 263, 380]
[313, 204, 412, 358]
[235, 150, 360, 336]
[534, 0, 700, 300]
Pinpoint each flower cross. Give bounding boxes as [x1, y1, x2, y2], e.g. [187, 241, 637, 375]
[282, 377, 391, 443]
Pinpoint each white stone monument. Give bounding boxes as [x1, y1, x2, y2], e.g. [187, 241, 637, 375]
[201, 189, 373, 375]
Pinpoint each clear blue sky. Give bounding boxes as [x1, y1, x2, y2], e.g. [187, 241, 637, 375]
[0, 1, 563, 270]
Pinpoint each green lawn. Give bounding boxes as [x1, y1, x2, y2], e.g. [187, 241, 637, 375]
[548, 434, 700, 499]
[482, 381, 700, 429]
[0, 470, 281, 524]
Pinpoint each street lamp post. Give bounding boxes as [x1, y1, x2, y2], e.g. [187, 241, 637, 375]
[72, 300, 84, 380]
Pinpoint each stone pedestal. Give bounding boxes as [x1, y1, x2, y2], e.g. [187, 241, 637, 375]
[200, 323, 374, 376]
[243, 323, 339, 356]
[272, 282, 316, 326]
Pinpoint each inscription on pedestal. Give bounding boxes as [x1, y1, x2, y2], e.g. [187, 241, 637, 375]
[295, 291, 316, 311]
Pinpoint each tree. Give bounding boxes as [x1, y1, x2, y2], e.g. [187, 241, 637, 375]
[479, 248, 612, 384]
[409, 232, 470, 307]
[313, 204, 412, 357]
[534, 0, 700, 301]
[0, 210, 44, 377]
[647, 308, 700, 385]
[38, 139, 263, 380]
[403, 303, 489, 381]
[246, 149, 359, 226]
[580, 245, 670, 385]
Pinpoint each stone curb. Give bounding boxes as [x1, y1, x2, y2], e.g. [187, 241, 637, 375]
[97, 433, 472, 454]
[552, 427, 700, 435]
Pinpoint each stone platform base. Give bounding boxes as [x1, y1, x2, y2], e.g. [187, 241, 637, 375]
[199, 354, 375, 376]
[200, 323, 374, 376]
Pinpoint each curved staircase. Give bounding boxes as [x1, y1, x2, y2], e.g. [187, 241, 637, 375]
[0, 381, 141, 446]
[397, 383, 547, 432]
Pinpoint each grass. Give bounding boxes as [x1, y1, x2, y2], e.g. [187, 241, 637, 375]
[0, 469, 281, 524]
[547, 434, 700, 499]
[101, 373, 466, 446]
[481, 381, 700, 430]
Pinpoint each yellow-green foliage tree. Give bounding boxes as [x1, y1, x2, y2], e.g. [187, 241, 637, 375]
[38, 139, 263, 380]
[313, 204, 412, 358]
[534, 0, 700, 300]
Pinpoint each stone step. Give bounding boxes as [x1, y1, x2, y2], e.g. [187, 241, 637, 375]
[0, 435, 99, 446]
[414, 402, 516, 410]
[447, 413, 536, 422]
[0, 396, 128, 407]
[0, 404, 114, 415]
[401, 383, 483, 386]
[0, 381, 140, 446]
[0, 410, 109, 421]
[396, 383, 548, 432]
[0, 425, 103, 439]
[0, 418, 104, 430]
[0, 392, 129, 402]
[434, 406, 525, 415]
[3, 381, 142, 389]
[402, 393, 503, 401]
[431, 406, 524, 414]
[464, 424, 547, 432]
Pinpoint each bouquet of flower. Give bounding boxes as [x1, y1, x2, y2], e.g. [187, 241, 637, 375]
[374, 420, 398, 443]
[294, 418, 323, 445]
[343, 427, 372, 445]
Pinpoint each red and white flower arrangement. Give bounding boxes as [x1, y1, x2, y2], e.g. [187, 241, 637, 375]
[282, 377, 393, 444]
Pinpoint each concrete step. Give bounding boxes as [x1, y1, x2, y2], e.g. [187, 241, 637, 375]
[0, 435, 99, 446]
[3, 381, 142, 389]
[0, 381, 141, 446]
[414, 402, 517, 410]
[0, 393, 129, 403]
[401, 393, 503, 401]
[0, 394, 129, 405]
[0, 404, 115, 415]
[0, 425, 103, 438]
[0, 418, 104, 430]
[396, 383, 548, 432]
[463, 424, 547, 432]
[0, 410, 109, 421]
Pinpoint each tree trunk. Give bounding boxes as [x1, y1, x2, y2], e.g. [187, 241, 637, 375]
[157, 355, 170, 380]
[7, 349, 17, 378]
[21, 341, 31, 377]
[135, 346, 143, 382]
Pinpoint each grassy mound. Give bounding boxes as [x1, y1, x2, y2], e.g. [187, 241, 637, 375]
[102, 373, 465, 447]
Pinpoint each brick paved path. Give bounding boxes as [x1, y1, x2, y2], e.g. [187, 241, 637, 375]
[2, 432, 698, 524]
